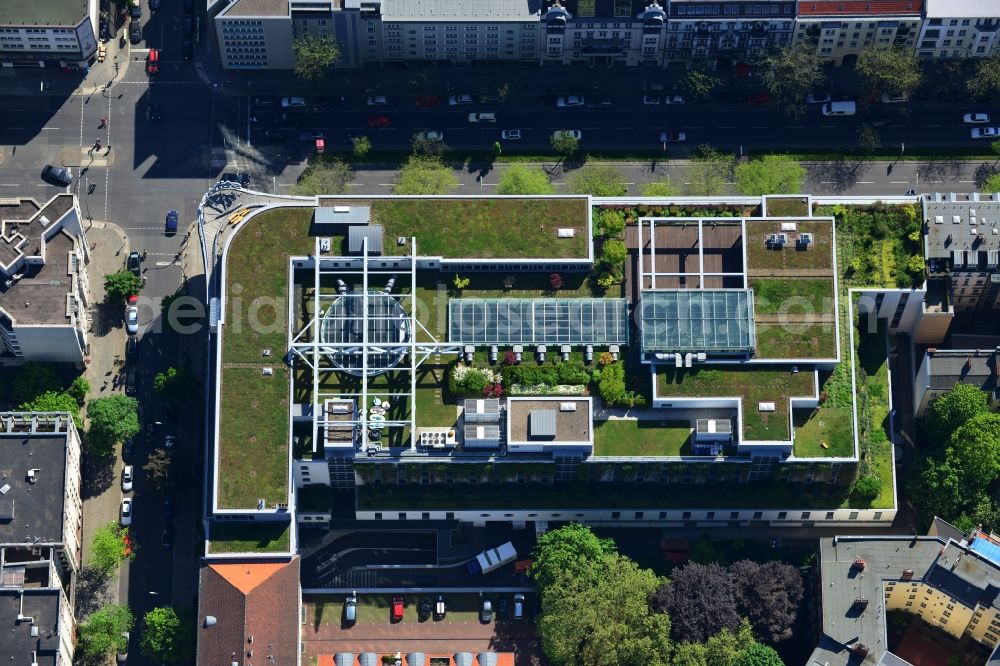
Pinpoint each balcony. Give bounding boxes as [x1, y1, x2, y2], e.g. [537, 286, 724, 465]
[579, 38, 627, 54]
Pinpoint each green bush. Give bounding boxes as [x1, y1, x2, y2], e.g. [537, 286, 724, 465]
[852, 475, 881, 502]
[595, 209, 626, 238]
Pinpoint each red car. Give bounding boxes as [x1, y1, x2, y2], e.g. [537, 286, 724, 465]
[415, 95, 440, 107]
[146, 49, 159, 75]
[746, 92, 772, 106]
[368, 115, 390, 128]
[392, 596, 404, 622]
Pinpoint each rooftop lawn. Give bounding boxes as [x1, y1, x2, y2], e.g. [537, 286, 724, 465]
[207, 521, 291, 554]
[764, 197, 809, 217]
[217, 367, 291, 510]
[793, 406, 855, 458]
[745, 220, 834, 272]
[371, 198, 590, 259]
[414, 364, 459, 428]
[750, 278, 836, 316]
[754, 321, 838, 359]
[593, 420, 692, 457]
[659, 366, 815, 441]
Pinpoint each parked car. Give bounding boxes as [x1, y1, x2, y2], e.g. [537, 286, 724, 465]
[124, 366, 136, 396]
[345, 591, 357, 625]
[253, 96, 277, 108]
[161, 527, 173, 550]
[130, 0, 141, 20]
[972, 127, 1000, 140]
[448, 94, 473, 105]
[125, 295, 138, 336]
[127, 251, 141, 276]
[467, 112, 496, 123]
[434, 595, 446, 620]
[164, 435, 176, 449]
[116, 631, 129, 664]
[221, 172, 251, 188]
[120, 498, 133, 526]
[366, 95, 388, 106]
[659, 131, 686, 143]
[513, 593, 525, 619]
[99, 18, 110, 41]
[129, 19, 141, 43]
[281, 96, 308, 109]
[165, 210, 178, 235]
[500, 129, 521, 140]
[556, 96, 584, 107]
[367, 115, 390, 128]
[586, 96, 613, 108]
[121, 465, 133, 492]
[41, 165, 72, 186]
[417, 597, 432, 621]
[415, 95, 441, 107]
[664, 95, 686, 105]
[414, 131, 443, 141]
[181, 38, 193, 60]
[805, 91, 832, 104]
[642, 95, 661, 105]
[822, 101, 856, 116]
[964, 113, 992, 124]
[551, 129, 582, 141]
[467, 542, 517, 575]
[391, 596, 404, 622]
[145, 49, 159, 75]
[148, 101, 162, 121]
[480, 598, 493, 623]
[881, 92, 909, 104]
[122, 438, 134, 462]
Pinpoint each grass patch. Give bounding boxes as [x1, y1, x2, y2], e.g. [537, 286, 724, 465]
[765, 197, 809, 217]
[414, 365, 458, 428]
[793, 406, 854, 458]
[750, 278, 835, 315]
[208, 521, 290, 554]
[593, 420, 692, 457]
[218, 367, 290, 509]
[222, 207, 315, 364]
[659, 366, 814, 441]
[745, 220, 834, 271]
[754, 321, 838, 359]
[371, 198, 589, 259]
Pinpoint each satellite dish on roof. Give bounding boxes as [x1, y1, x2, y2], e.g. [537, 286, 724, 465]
[205, 616, 217, 627]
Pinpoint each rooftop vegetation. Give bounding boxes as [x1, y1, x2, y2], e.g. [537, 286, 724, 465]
[745, 220, 834, 271]
[593, 419, 692, 457]
[207, 521, 291, 554]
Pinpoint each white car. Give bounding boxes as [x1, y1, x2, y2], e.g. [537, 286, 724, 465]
[280, 96, 307, 109]
[659, 131, 686, 142]
[805, 92, 832, 104]
[122, 465, 133, 492]
[164, 435, 176, 449]
[642, 95, 660, 105]
[468, 112, 496, 123]
[501, 129, 521, 140]
[120, 498, 132, 526]
[448, 94, 473, 106]
[971, 127, 1000, 140]
[964, 113, 991, 124]
[552, 130, 582, 140]
[414, 131, 443, 141]
[556, 96, 584, 107]
[125, 305, 138, 336]
[366, 95, 388, 106]
[664, 95, 686, 105]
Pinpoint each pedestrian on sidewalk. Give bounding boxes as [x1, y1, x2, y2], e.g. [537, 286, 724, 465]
[99, 116, 106, 129]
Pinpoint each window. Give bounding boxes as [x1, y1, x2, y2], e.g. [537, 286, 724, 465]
[826, 511, 835, 519]
[421, 512, 430, 519]
[635, 511, 644, 519]
[682, 511, 691, 519]
[398, 512, 406, 520]
[374, 512, 382, 519]
[777, 511, 787, 519]
[849, 511, 859, 520]
[611, 511, 620, 519]
[706, 511, 715, 519]
[658, 511, 667, 519]
[730, 511, 739, 519]
[752, 511, 762, 519]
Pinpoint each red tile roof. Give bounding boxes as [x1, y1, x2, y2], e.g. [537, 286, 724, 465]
[197, 556, 300, 666]
[798, 1, 922, 15]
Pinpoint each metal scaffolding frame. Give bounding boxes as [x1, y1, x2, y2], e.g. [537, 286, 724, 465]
[289, 238, 461, 455]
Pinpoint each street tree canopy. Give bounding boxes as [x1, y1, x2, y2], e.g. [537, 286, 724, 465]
[641, 181, 680, 197]
[985, 172, 1000, 193]
[144, 447, 173, 494]
[393, 154, 459, 195]
[292, 35, 340, 80]
[566, 164, 628, 196]
[550, 132, 579, 156]
[105, 270, 142, 303]
[141, 607, 193, 664]
[79, 604, 133, 660]
[153, 366, 200, 402]
[531, 522, 616, 589]
[687, 145, 734, 196]
[734, 155, 806, 195]
[947, 412, 1000, 490]
[672, 619, 759, 666]
[924, 382, 989, 446]
[87, 395, 141, 457]
[653, 562, 741, 643]
[966, 54, 1000, 99]
[730, 560, 803, 644]
[855, 46, 922, 97]
[19, 390, 82, 429]
[684, 69, 721, 100]
[89, 522, 134, 575]
[735, 643, 785, 666]
[760, 45, 824, 117]
[293, 158, 354, 195]
[496, 164, 555, 195]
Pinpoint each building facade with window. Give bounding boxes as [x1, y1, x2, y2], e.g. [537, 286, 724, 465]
[0, 0, 99, 68]
[663, 0, 796, 69]
[916, 0, 1000, 59]
[792, 1, 922, 66]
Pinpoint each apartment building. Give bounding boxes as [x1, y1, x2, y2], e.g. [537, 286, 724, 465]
[792, 1, 922, 66]
[0, 194, 91, 365]
[916, 0, 1000, 59]
[0, 0, 99, 68]
[913, 347, 1000, 418]
[663, 0, 796, 68]
[810, 521, 1000, 665]
[0, 412, 84, 666]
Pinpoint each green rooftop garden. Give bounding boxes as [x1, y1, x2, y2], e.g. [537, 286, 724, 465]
[750, 278, 836, 316]
[207, 520, 291, 554]
[745, 220, 834, 272]
[593, 420, 692, 457]
[764, 196, 809, 217]
[371, 198, 590, 259]
[754, 321, 838, 359]
[659, 366, 815, 442]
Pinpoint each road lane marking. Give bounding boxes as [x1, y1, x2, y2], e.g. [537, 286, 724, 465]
[0, 184, 20, 187]
[960, 180, 975, 183]
[41, 127, 60, 130]
[857, 181, 875, 184]
[890, 181, 908, 184]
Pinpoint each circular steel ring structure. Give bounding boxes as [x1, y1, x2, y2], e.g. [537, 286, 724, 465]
[320, 289, 410, 377]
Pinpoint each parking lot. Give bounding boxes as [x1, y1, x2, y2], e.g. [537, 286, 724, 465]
[302, 594, 543, 665]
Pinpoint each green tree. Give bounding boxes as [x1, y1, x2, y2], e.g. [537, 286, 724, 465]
[851, 474, 881, 501]
[531, 523, 616, 590]
[10, 363, 62, 402]
[89, 522, 134, 574]
[87, 395, 141, 457]
[595, 209, 626, 238]
[684, 69, 720, 100]
[925, 383, 989, 446]
[600, 239, 627, 269]
[759, 45, 824, 117]
[352, 136, 372, 159]
[141, 607, 193, 664]
[144, 448, 173, 494]
[642, 181, 680, 197]
[705, 619, 758, 666]
[550, 132, 579, 157]
[966, 54, 1000, 99]
[19, 390, 81, 429]
[292, 35, 340, 80]
[292, 158, 353, 195]
[153, 367, 200, 403]
[948, 412, 1000, 489]
[734, 155, 806, 195]
[858, 124, 882, 154]
[687, 146, 734, 196]
[452, 275, 470, 290]
[566, 165, 628, 196]
[78, 604, 133, 660]
[496, 164, 555, 194]
[68, 376, 90, 405]
[734, 643, 785, 666]
[984, 172, 1000, 192]
[913, 455, 965, 526]
[855, 46, 922, 98]
[105, 269, 143, 303]
[394, 155, 459, 195]
[411, 134, 445, 156]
